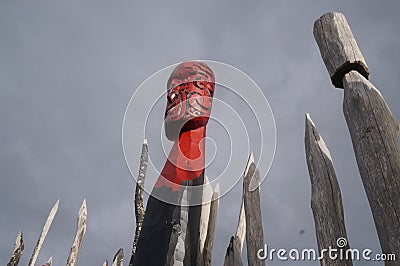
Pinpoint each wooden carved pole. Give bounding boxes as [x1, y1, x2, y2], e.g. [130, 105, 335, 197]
[314, 12, 400, 262]
[133, 61, 216, 265]
[305, 113, 352, 265]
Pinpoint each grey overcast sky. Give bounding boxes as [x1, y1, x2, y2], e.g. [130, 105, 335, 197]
[1, 1, 399, 265]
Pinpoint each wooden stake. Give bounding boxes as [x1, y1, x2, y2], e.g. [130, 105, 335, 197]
[112, 248, 124, 266]
[305, 113, 352, 265]
[235, 199, 246, 253]
[28, 199, 59, 266]
[343, 71, 400, 262]
[223, 236, 243, 266]
[44, 257, 52, 266]
[129, 139, 148, 266]
[66, 199, 87, 266]
[196, 176, 213, 265]
[313, 12, 369, 88]
[202, 184, 220, 266]
[243, 153, 264, 266]
[7, 230, 24, 266]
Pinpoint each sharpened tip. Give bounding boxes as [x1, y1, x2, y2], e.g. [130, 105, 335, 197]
[244, 151, 255, 177]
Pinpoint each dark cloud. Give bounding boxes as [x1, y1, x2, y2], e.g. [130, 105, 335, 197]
[0, 1, 399, 265]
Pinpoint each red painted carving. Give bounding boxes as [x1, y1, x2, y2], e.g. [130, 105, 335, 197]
[155, 61, 215, 191]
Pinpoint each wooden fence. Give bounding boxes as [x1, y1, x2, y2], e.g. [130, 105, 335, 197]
[5, 11, 399, 266]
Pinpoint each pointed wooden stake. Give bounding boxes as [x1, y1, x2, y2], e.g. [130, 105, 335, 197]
[202, 184, 220, 266]
[7, 230, 24, 266]
[129, 139, 148, 266]
[28, 199, 59, 266]
[223, 236, 243, 266]
[66, 199, 87, 266]
[305, 113, 352, 266]
[102, 260, 108, 266]
[44, 257, 52, 266]
[235, 199, 246, 253]
[224, 159, 249, 266]
[196, 176, 213, 265]
[243, 153, 264, 266]
[112, 248, 124, 266]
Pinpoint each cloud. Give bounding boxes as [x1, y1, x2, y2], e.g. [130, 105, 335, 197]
[0, 1, 399, 265]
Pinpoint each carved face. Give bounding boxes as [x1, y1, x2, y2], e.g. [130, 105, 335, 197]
[164, 61, 215, 140]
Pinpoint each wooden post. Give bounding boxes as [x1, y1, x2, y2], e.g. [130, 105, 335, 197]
[196, 176, 213, 265]
[223, 199, 245, 266]
[305, 113, 352, 265]
[28, 199, 59, 266]
[224, 236, 243, 266]
[112, 248, 124, 266]
[343, 71, 400, 261]
[44, 257, 52, 266]
[314, 12, 400, 262]
[102, 260, 108, 266]
[129, 139, 148, 266]
[313, 12, 369, 88]
[67, 199, 87, 266]
[202, 184, 220, 266]
[235, 198, 246, 252]
[7, 230, 24, 266]
[166, 185, 190, 265]
[243, 153, 265, 266]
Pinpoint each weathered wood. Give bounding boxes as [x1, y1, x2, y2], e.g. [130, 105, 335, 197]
[7, 230, 24, 266]
[196, 176, 213, 265]
[202, 184, 220, 266]
[133, 172, 205, 265]
[67, 199, 87, 266]
[243, 153, 265, 266]
[313, 12, 369, 88]
[223, 236, 243, 266]
[103, 260, 108, 266]
[223, 196, 246, 266]
[129, 139, 148, 266]
[112, 248, 124, 266]
[343, 71, 400, 262]
[28, 199, 59, 266]
[166, 185, 190, 266]
[305, 113, 352, 266]
[44, 257, 52, 266]
[235, 199, 246, 253]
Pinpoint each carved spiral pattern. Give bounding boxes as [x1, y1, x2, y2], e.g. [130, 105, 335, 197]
[165, 61, 215, 139]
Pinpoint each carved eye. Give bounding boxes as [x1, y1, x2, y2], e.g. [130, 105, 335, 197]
[169, 93, 177, 102]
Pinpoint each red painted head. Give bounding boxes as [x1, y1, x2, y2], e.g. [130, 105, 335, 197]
[164, 61, 215, 140]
